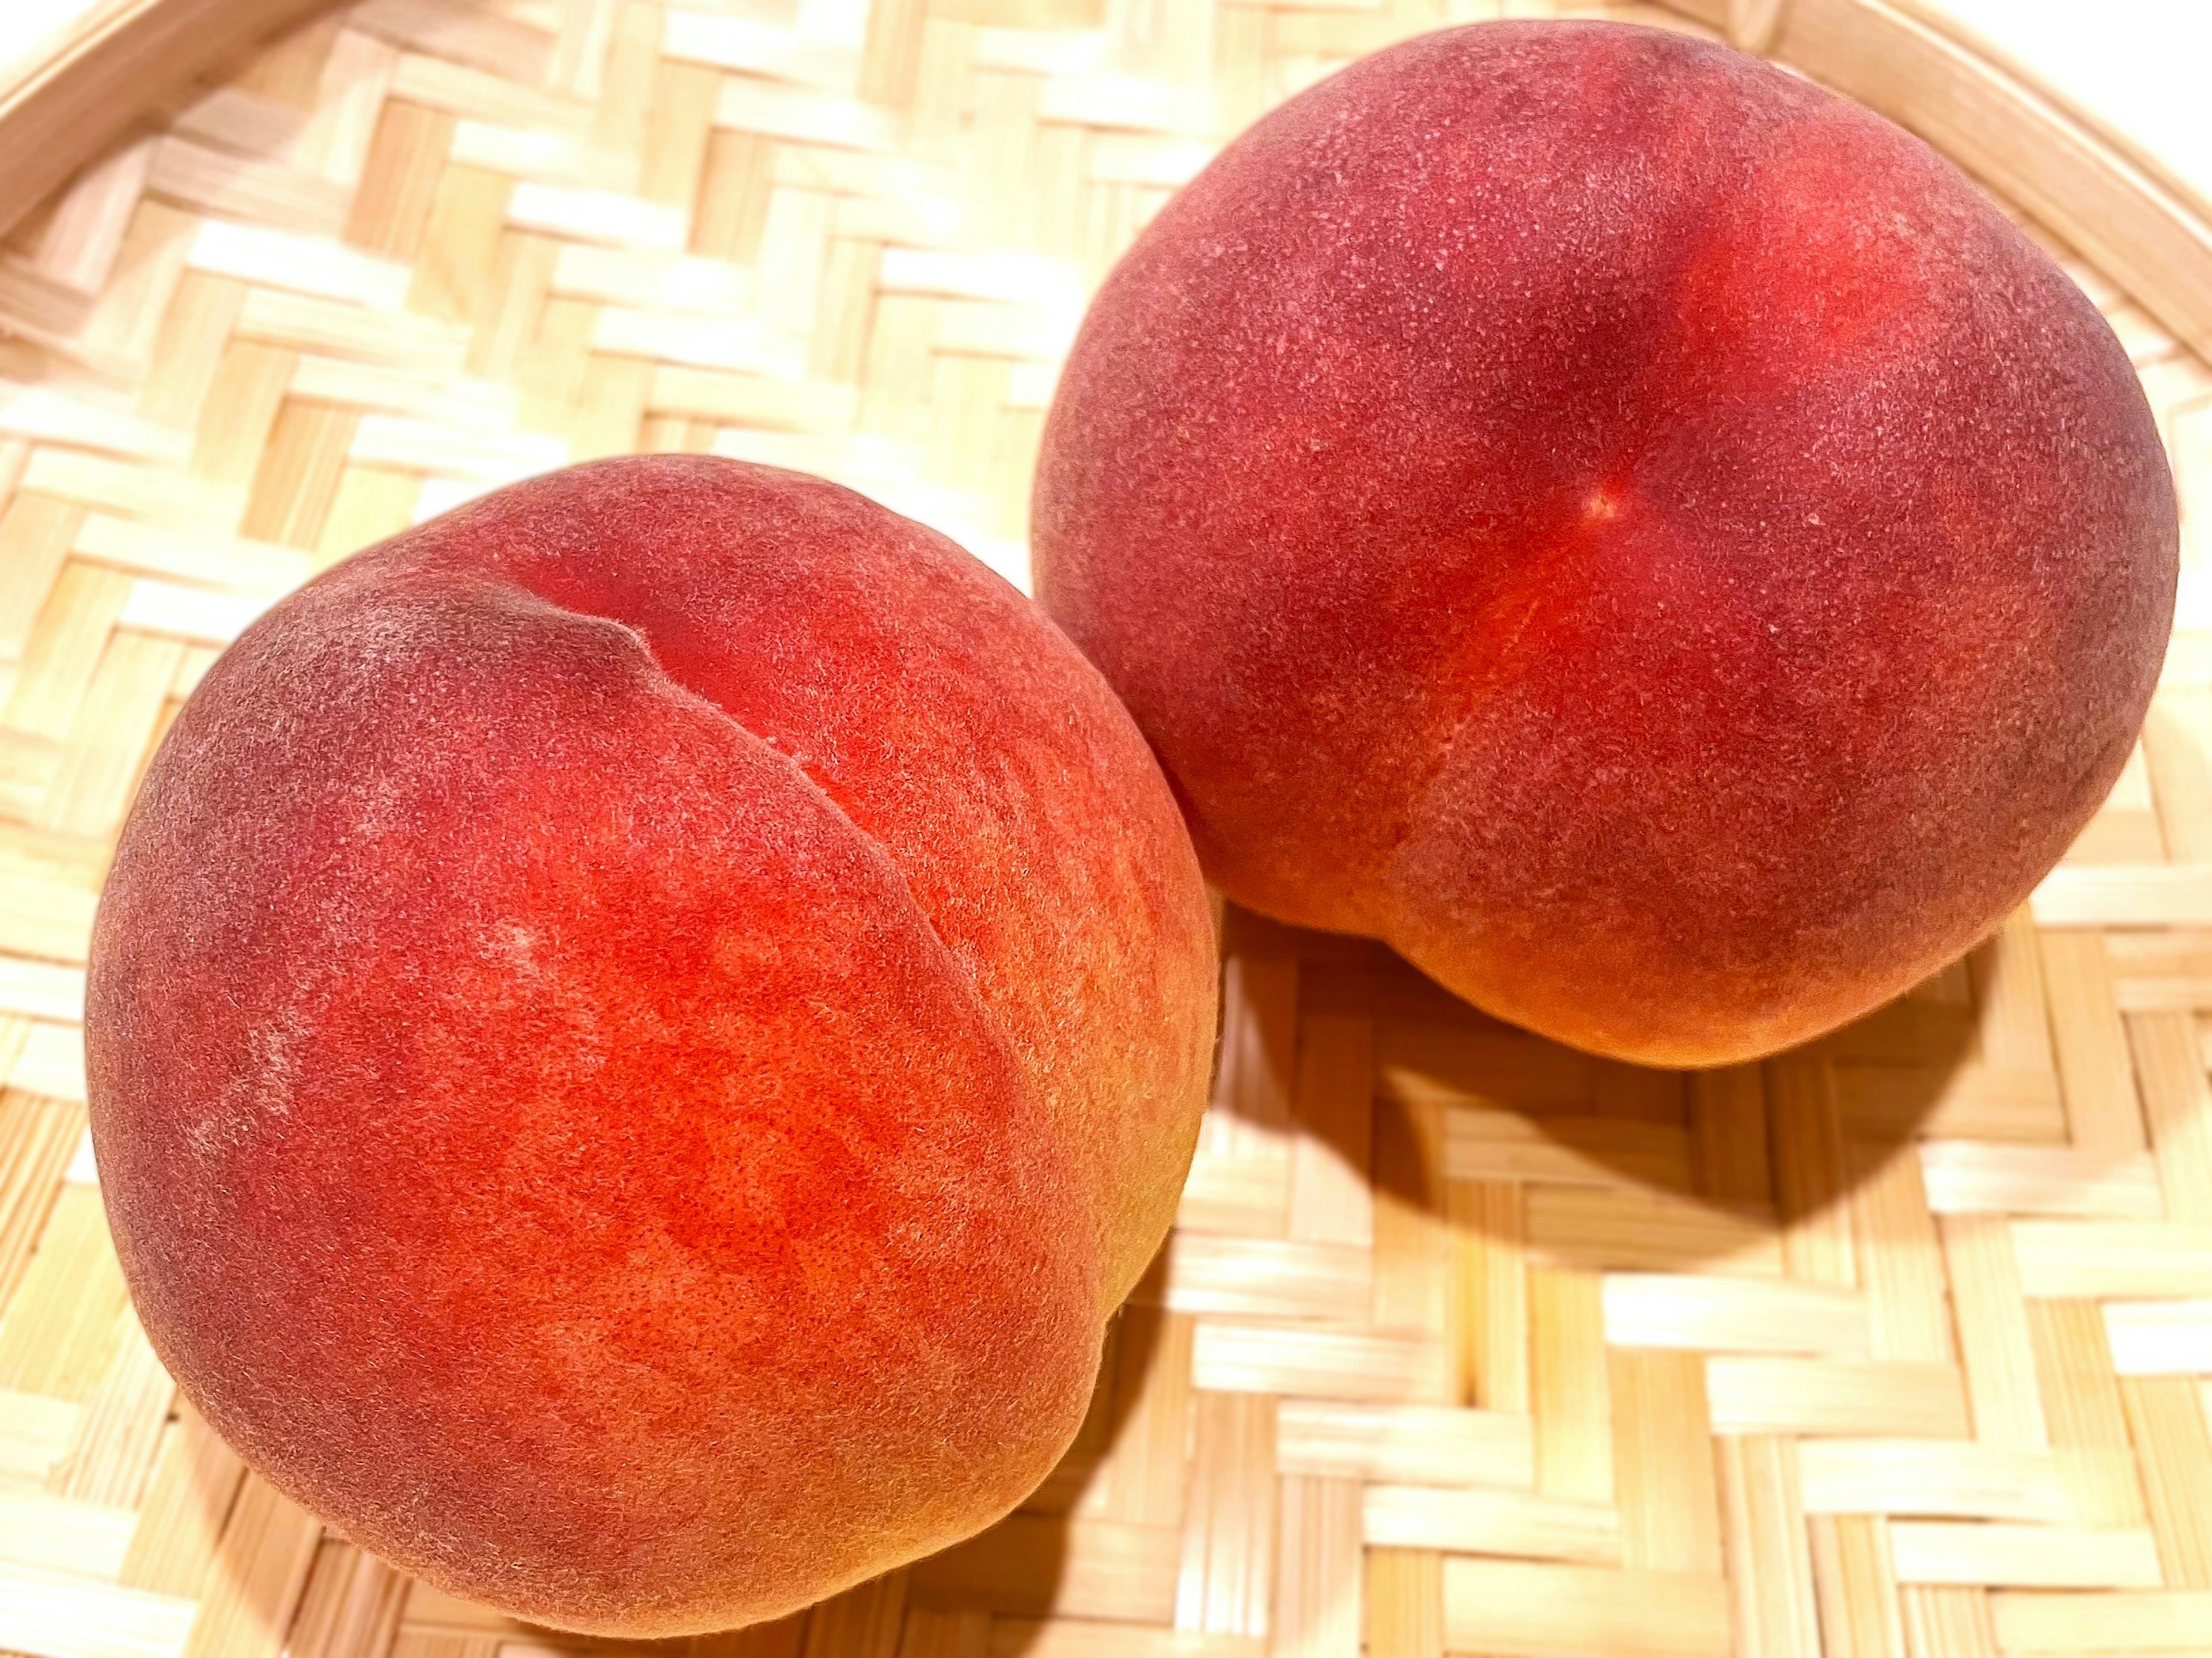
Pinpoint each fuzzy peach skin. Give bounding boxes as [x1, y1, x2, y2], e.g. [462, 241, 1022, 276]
[1033, 21, 2177, 1065]
[86, 457, 1215, 1636]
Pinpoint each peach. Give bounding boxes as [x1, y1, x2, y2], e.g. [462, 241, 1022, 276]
[1033, 20, 2177, 1064]
[86, 457, 1216, 1634]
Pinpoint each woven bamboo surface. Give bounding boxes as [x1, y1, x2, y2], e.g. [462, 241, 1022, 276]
[2, 1, 2212, 1656]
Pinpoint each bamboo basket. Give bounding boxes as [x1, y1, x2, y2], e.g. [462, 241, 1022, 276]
[1, 2, 2209, 1656]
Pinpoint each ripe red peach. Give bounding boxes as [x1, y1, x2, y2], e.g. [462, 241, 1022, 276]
[86, 457, 1216, 1635]
[1033, 20, 2177, 1064]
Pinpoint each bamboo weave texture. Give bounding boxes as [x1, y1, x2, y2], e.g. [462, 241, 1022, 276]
[2, 2, 2212, 1657]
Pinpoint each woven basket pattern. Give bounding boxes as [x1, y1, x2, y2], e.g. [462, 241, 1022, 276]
[2, 2, 2211, 1656]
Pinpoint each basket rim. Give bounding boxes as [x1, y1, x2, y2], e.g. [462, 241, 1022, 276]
[2, 0, 2207, 356]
